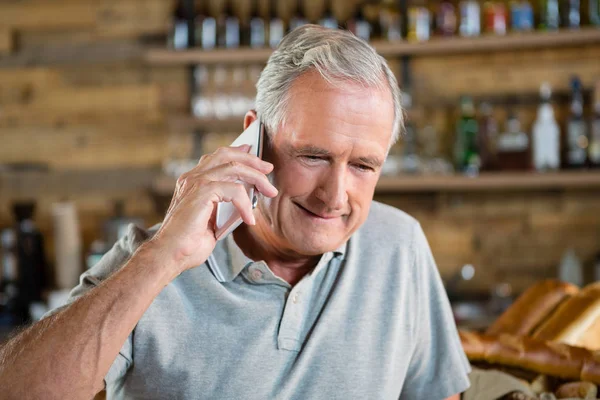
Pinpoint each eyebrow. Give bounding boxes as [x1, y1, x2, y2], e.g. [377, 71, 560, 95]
[291, 145, 383, 168]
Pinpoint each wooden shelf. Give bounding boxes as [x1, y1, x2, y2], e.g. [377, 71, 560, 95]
[376, 171, 600, 193]
[150, 171, 600, 197]
[145, 28, 600, 65]
[0, 168, 160, 198]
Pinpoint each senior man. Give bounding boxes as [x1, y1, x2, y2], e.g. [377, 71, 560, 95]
[0, 26, 470, 399]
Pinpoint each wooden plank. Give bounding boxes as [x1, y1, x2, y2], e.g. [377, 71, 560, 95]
[2, 84, 160, 119]
[0, 168, 160, 199]
[0, 29, 13, 54]
[0, 1, 95, 30]
[0, 68, 63, 106]
[0, 40, 145, 68]
[0, 123, 175, 169]
[412, 45, 600, 101]
[94, 0, 174, 38]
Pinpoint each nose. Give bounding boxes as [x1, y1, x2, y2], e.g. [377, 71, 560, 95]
[314, 166, 348, 212]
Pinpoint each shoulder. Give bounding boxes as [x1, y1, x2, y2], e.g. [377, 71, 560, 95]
[356, 201, 421, 247]
[84, 223, 159, 283]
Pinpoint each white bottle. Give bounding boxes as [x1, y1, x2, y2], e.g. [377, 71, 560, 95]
[532, 83, 561, 171]
[558, 248, 583, 287]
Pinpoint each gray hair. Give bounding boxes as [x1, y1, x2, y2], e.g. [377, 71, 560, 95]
[255, 25, 404, 146]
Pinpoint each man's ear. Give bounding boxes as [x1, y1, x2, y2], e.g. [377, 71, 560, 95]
[243, 110, 258, 130]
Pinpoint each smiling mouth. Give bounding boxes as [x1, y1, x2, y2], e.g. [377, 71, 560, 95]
[294, 202, 339, 220]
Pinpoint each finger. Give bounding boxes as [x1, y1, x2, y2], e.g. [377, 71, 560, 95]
[202, 161, 278, 198]
[204, 181, 256, 225]
[199, 146, 273, 174]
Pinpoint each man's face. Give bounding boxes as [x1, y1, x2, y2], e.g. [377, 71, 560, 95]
[256, 70, 395, 256]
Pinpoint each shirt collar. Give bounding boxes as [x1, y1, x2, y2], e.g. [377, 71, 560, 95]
[207, 235, 348, 283]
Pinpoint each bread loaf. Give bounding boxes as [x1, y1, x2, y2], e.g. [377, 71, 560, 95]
[459, 330, 496, 361]
[459, 330, 600, 384]
[533, 284, 600, 350]
[487, 280, 579, 336]
[554, 381, 597, 399]
[581, 350, 600, 383]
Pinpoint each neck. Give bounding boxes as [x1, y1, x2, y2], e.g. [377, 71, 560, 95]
[232, 218, 321, 286]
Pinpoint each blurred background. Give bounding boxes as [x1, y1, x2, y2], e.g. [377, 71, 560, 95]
[1, 0, 600, 338]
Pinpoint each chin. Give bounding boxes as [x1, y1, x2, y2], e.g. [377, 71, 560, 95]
[285, 227, 347, 256]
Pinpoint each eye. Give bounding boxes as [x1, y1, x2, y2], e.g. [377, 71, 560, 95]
[301, 155, 323, 162]
[353, 164, 374, 172]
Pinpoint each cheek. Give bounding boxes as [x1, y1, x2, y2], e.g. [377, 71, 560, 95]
[348, 176, 378, 209]
[275, 162, 319, 195]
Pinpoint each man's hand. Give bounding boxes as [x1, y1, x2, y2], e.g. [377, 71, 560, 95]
[151, 144, 278, 275]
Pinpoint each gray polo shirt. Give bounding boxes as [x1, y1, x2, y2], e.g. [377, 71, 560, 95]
[60, 201, 470, 399]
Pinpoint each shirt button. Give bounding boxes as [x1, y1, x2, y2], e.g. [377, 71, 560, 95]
[250, 269, 263, 281]
[292, 293, 300, 303]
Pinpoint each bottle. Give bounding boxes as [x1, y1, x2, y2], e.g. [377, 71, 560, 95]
[268, 0, 284, 48]
[12, 202, 47, 324]
[532, 83, 561, 171]
[169, 0, 189, 50]
[290, 0, 308, 31]
[566, 76, 589, 169]
[496, 111, 531, 170]
[51, 201, 82, 291]
[593, 251, 600, 282]
[484, 1, 507, 35]
[592, 0, 600, 25]
[249, 0, 266, 47]
[511, 0, 534, 31]
[558, 248, 583, 287]
[454, 95, 480, 175]
[589, 80, 600, 167]
[408, 1, 431, 42]
[562, 0, 581, 28]
[400, 91, 420, 174]
[436, 0, 457, 36]
[478, 102, 499, 171]
[538, 0, 560, 30]
[459, 0, 481, 37]
[319, 0, 338, 29]
[0, 228, 19, 325]
[379, 0, 402, 41]
[347, 4, 371, 42]
[199, 2, 217, 50]
[218, 1, 240, 48]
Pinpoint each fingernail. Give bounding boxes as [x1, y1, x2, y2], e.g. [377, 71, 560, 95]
[237, 144, 251, 152]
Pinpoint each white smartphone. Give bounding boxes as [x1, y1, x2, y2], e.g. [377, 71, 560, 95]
[214, 119, 265, 241]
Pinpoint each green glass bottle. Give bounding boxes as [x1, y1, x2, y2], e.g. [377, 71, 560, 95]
[538, 0, 560, 30]
[455, 95, 480, 175]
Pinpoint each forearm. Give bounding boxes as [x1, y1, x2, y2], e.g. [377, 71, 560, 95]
[0, 240, 178, 400]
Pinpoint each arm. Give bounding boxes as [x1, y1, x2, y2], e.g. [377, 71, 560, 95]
[0, 242, 177, 399]
[445, 394, 460, 400]
[0, 144, 276, 400]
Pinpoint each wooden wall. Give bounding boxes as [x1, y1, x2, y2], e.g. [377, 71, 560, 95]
[1, 0, 600, 294]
